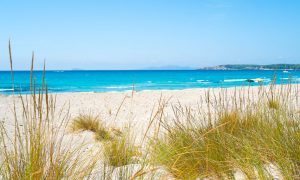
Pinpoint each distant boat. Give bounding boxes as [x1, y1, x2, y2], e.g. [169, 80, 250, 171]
[245, 78, 263, 83]
[245, 79, 255, 83]
[283, 70, 289, 73]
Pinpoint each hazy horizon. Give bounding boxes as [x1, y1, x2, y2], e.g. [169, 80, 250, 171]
[1, 0, 300, 70]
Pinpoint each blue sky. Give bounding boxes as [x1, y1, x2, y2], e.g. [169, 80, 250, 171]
[0, 0, 300, 70]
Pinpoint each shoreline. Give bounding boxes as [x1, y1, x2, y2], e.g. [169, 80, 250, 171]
[1, 84, 299, 138]
[1, 82, 299, 97]
[1, 83, 299, 178]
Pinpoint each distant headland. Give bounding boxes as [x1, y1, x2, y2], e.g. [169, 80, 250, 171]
[198, 64, 300, 70]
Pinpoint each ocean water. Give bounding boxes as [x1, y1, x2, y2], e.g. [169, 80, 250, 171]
[0, 70, 300, 94]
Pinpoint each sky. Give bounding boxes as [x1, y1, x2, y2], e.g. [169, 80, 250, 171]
[0, 0, 300, 70]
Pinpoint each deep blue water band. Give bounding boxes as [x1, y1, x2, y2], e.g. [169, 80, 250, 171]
[0, 70, 299, 94]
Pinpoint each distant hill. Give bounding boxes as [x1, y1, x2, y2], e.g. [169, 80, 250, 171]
[199, 64, 300, 70]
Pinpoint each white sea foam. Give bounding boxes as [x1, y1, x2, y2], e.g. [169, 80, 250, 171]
[223, 79, 247, 82]
[280, 77, 299, 81]
[196, 80, 210, 84]
[0, 88, 14, 92]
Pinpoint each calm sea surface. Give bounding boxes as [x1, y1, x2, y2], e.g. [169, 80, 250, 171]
[0, 70, 299, 94]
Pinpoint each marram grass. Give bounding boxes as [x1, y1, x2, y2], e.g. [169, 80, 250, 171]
[70, 113, 129, 143]
[71, 114, 102, 132]
[150, 84, 300, 179]
[0, 42, 97, 179]
[0, 41, 150, 179]
[103, 129, 140, 167]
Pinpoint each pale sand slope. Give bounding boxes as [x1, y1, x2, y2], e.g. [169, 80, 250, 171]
[1, 84, 299, 143]
[0, 85, 299, 179]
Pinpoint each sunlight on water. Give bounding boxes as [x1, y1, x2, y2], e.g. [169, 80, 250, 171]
[0, 70, 299, 94]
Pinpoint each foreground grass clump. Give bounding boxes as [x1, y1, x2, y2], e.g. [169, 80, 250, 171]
[103, 130, 140, 167]
[95, 127, 113, 141]
[0, 96, 96, 179]
[0, 43, 96, 179]
[151, 85, 300, 179]
[268, 99, 280, 109]
[70, 114, 122, 141]
[71, 114, 102, 132]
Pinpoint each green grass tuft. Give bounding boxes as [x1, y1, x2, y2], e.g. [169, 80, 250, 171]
[0, 42, 96, 179]
[150, 85, 300, 179]
[268, 99, 280, 109]
[71, 114, 101, 132]
[95, 127, 113, 141]
[103, 131, 140, 167]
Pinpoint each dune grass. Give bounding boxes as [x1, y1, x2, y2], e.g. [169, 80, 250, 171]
[99, 127, 149, 180]
[268, 99, 280, 109]
[103, 130, 140, 167]
[70, 113, 127, 142]
[150, 84, 300, 179]
[0, 42, 96, 179]
[0, 41, 146, 179]
[70, 114, 113, 141]
[71, 114, 102, 132]
[69, 114, 143, 178]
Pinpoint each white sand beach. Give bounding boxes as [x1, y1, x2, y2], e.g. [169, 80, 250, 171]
[1, 85, 299, 135]
[0, 87, 255, 139]
[1, 84, 299, 142]
[1, 84, 299, 179]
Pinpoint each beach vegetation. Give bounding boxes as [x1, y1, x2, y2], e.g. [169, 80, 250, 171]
[0, 42, 96, 179]
[70, 114, 125, 141]
[103, 129, 140, 167]
[71, 114, 102, 132]
[268, 99, 280, 109]
[150, 84, 300, 179]
[95, 127, 113, 141]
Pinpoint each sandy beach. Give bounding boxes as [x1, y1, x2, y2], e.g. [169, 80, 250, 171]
[0, 87, 242, 135]
[1, 84, 299, 179]
[2, 1, 300, 178]
[1, 85, 298, 142]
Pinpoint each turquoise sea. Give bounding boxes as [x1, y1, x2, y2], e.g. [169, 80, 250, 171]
[0, 70, 300, 94]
